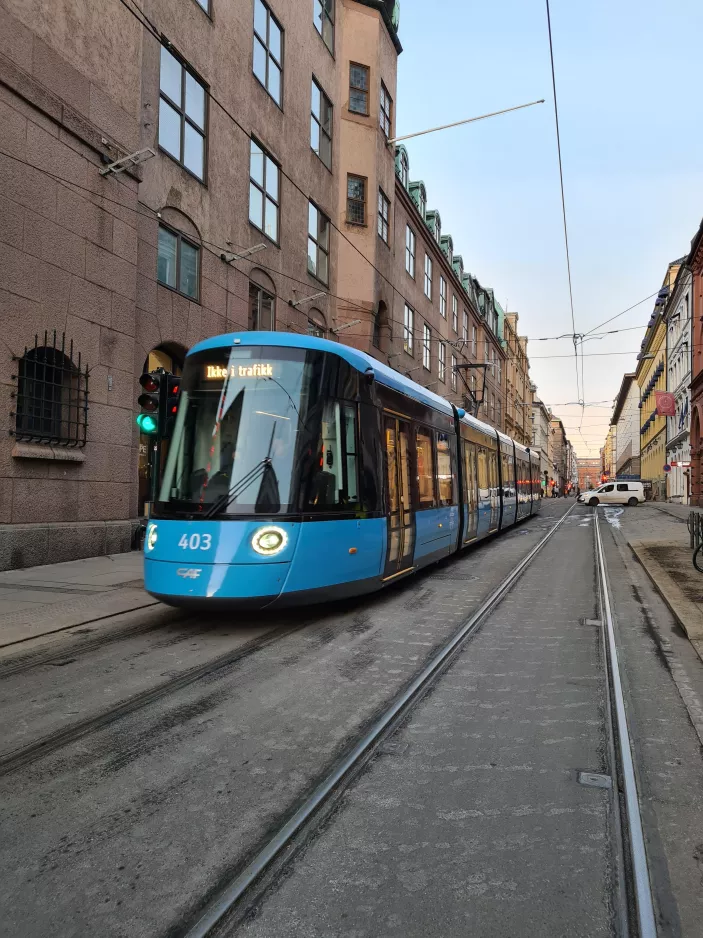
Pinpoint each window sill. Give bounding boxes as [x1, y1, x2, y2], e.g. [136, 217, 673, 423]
[346, 220, 367, 228]
[12, 442, 86, 463]
[157, 281, 201, 304]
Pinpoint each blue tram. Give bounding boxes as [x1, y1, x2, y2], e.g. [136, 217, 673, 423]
[143, 332, 541, 608]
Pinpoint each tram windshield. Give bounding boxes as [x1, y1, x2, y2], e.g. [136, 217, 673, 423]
[157, 345, 360, 516]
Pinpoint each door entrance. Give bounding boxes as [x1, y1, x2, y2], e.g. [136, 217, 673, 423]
[383, 415, 415, 578]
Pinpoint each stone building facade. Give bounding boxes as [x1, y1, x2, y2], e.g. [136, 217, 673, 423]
[611, 373, 640, 478]
[0, 0, 401, 569]
[687, 219, 703, 506]
[503, 312, 532, 446]
[664, 263, 692, 503]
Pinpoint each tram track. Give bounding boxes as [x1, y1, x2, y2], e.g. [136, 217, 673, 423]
[174, 505, 578, 938]
[0, 619, 310, 778]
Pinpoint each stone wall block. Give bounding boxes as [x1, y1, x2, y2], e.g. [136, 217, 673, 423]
[0, 5, 33, 70]
[32, 36, 91, 115]
[0, 96, 28, 160]
[171, 293, 191, 348]
[201, 309, 226, 342]
[155, 286, 173, 342]
[202, 276, 227, 317]
[0, 152, 57, 221]
[24, 208, 86, 278]
[186, 301, 202, 348]
[0, 194, 25, 250]
[85, 242, 136, 301]
[0, 478, 13, 523]
[38, 261, 72, 326]
[0, 291, 45, 356]
[57, 184, 114, 252]
[135, 312, 162, 364]
[99, 326, 134, 370]
[65, 314, 100, 368]
[68, 276, 112, 328]
[113, 218, 138, 266]
[85, 401, 133, 446]
[0, 525, 49, 571]
[137, 239, 157, 281]
[26, 120, 86, 189]
[87, 364, 109, 406]
[88, 84, 139, 152]
[12, 478, 79, 523]
[0, 241, 41, 302]
[137, 213, 159, 249]
[78, 481, 130, 521]
[111, 293, 136, 337]
[136, 273, 157, 316]
[105, 522, 133, 555]
[47, 522, 106, 563]
[202, 249, 228, 289]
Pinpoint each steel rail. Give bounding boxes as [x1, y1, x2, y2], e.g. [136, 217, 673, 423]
[594, 509, 657, 938]
[182, 504, 576, 938]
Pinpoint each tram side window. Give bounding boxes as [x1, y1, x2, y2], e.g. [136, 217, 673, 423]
[436, 432, 454, 505]
[306, 401, 359, 510]
[463, 440, 478, 510]
[416, 427, 436, 508]
[477, 446, 489, 500]
[488, 449, 498, 496]
[501, 452, 513, 498]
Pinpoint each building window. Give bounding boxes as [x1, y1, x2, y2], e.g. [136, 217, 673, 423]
[397, 147, 409, 188]
[439, 276, 447, 318]
[472, 325, 477, 357]
[380, 82, 392, 137]
[307, 318, 325, 337]
[491, 393, 496, 421]
[314, 0, 334, 54]
[311, 78, 332, 169]
[14, 331, 89, 447]
[434, 215, 441, 244]
[419, 188, 426, 220]
[249, 139, 280, 242]
[424, 254, 432, 299]
[462, 310, 468, 342]
[404, 304, 414, 355]
[349, 63, 369, 115]
[452, 295, 458, 333]
[451, 353, 457, 391]
[157, 224, 200, 300]
[347, 174, 366, 224]
[307, 202, 330, 284]
[439, 342, 446, 382]
[194, 0, 210, 12]
[377, 189, 390, 244]
[159, 46, 206, 181]
[423, 323, 431, 370]
[253, 0, 283, 106]
[249, 281, 275, 330]
[484, 338, 490, 362]
[405, 225, 416, 277]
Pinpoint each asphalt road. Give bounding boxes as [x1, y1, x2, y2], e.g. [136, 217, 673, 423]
[1, 500, 703, 937]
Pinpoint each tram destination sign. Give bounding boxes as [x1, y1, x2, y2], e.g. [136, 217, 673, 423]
[203, 363, 275, 380]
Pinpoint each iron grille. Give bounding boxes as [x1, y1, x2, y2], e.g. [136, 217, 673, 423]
[11, 331, 89, 447]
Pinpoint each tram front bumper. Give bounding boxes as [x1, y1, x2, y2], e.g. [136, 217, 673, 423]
[144, 557, 291, 609]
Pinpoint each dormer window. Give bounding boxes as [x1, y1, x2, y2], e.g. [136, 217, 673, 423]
[396, 147, 409, 187]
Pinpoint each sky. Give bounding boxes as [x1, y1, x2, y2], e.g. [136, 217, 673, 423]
[394, 0, 703, 457]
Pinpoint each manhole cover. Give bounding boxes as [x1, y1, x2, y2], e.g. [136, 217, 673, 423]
[578, 771, 612, 789]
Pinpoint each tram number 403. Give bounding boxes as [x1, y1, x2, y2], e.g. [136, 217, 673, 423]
[178, 533, 212, 550]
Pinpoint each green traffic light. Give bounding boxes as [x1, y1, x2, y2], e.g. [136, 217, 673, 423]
[136, 413, 158, 434]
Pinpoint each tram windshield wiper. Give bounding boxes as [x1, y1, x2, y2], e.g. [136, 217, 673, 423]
[202, 458, 272, 519]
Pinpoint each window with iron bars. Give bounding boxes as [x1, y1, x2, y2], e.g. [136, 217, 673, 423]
[12, 331, 89, 447]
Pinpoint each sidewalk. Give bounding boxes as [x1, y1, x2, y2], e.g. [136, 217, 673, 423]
[0, 551, 156, 649]
[615, 505, 703, 663]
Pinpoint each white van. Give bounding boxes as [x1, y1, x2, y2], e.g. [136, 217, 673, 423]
[578, 481, 645, 507]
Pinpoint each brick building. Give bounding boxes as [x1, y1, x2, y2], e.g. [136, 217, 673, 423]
[577, 458, 601, 493]
[503, 311, 532, 446]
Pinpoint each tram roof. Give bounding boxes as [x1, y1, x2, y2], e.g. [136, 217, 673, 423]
[188, 331, 456, 417]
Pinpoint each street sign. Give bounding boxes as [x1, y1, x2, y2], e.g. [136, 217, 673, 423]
[663, 464, 672, 473]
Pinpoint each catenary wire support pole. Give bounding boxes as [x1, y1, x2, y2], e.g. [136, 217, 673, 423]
[388, 99, 545, 146]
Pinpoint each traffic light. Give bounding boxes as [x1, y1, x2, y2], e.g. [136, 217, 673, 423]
[164, 375, 181, 439]
[136, 371, 163, 435]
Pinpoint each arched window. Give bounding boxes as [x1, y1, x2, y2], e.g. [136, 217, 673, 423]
[249, 269, 277, 331]
[156, 209, 202, 302]
[13, 332, 89, 447]
[307, 308, 326, 337]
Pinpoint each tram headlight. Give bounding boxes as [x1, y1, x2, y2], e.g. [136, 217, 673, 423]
[252, 526, 288, 556]
[146, 523, 158, 552]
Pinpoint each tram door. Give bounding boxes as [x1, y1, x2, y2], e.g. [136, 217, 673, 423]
[383, 416, 415, 578]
